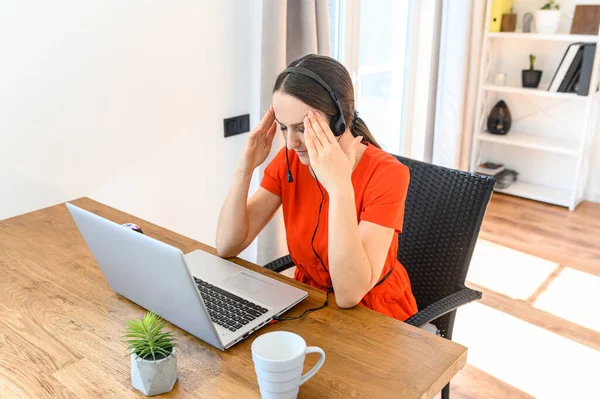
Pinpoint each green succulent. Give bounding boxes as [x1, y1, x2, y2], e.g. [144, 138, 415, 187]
[529, 54, 536, 70]
[122, 311, 177, 361]
[541, 1, 560, 10]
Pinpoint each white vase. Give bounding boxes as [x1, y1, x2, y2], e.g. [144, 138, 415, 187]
[536, 10, 561, 34]
[131, 348, 178, 396]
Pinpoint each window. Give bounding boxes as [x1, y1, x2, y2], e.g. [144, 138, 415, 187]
[328, 0, 412, 155]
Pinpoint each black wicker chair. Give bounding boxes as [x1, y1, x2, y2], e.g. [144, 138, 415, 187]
[264, 154, 495, 399]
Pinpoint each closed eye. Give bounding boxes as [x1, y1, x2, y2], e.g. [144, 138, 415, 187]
[279, 124, 304, 133]
[276, 117, 305, 133]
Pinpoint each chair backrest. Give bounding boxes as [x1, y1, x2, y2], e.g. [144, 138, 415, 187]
[393, 155, 494, 334]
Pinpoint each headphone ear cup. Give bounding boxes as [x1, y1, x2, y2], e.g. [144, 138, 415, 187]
[330, 116, 345, 136]
[331, 98, 346, 136]
[336, 119, 346, 135]
[330, 116, 340, 136]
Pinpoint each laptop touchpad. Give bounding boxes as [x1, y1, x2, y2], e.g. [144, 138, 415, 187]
[223, 272, 268, 295]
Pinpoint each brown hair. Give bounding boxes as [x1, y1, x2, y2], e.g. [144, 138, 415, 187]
[273, 54, 381, 148]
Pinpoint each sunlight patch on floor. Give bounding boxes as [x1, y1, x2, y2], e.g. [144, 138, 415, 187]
[534, 267, 600, 333]
[467, 240, 558, 300]
[453, 302, 599, 399]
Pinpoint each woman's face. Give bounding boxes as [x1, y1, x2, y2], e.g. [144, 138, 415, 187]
[273, 90, 320, 166]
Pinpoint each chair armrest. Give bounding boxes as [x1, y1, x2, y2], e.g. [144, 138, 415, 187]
[264, 255, 295, 273]
[404, 287, 482, 328]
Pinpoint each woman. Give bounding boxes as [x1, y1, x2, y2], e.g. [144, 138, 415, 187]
[216, 54, 417, 321]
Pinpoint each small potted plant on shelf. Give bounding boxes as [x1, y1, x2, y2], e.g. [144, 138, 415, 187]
[522, 54, 542, 88]
[536, 0, 561, 34]
[123, 311, 178, 396]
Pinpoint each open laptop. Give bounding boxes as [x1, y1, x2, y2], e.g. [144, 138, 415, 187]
[66, 203, 307, 350]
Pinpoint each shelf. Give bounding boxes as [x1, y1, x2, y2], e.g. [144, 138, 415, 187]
[476, 132, 579, 155]
[482, 84, 587, 100]
[487, 32, 600, 42]
[494, 181, 571, 207]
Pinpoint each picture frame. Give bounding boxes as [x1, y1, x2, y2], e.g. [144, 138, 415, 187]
[570, 5, 600, 35]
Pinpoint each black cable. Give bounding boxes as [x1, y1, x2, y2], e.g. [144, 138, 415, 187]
[276, 137, 394, 322]
[273, 290, 330, 321]
[275, 166, 331, 322]
[310, 168, 329, 276]
[311, 135, 342, 277]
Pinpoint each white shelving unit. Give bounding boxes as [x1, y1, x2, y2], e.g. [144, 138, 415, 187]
[470, 0, 600, 211]
[487, 32, 600, 42]
[481, 83, 586, 100]
[494, 181, 572, 207]
[475, 131, 579, 155]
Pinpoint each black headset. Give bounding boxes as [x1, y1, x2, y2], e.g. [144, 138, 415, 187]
[282, 67, 347, 136]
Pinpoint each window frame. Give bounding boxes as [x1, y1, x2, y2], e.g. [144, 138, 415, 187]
[329, 0, 414, 155]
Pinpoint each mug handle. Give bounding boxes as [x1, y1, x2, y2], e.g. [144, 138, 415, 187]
[300, 346, 326, 385]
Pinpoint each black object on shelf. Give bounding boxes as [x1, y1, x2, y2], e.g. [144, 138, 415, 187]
[548, 43, 597, 95]
[523, 54, 542, 88]
[522, 70, 542, 88]
[487, 100, 512, 135]
[577, 43, 597, 96]
[566, 68, 581, 93]
[558, 46, 584, 93]
[493, 169, 518, 189]
[548, 42, 583, 92]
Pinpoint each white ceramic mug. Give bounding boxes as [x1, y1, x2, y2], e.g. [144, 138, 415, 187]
[251, 331, 325, 399]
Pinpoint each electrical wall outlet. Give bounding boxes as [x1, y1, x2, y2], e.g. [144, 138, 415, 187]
[224, 114, 250, 137]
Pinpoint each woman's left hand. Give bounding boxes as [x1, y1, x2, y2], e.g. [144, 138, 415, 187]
[304, 110, 363, 194]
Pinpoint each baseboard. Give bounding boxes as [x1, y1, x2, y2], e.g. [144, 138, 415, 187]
[585, 189, 600, 204]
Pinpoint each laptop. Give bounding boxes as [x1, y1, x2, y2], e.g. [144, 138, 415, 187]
[66, 203, 308, 350]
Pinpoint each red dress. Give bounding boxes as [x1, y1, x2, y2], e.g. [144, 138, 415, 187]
[260, 144, 418, 321]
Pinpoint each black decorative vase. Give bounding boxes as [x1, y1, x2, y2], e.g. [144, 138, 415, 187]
[522, 70, 542, 88]
[487, 100, 512, 135]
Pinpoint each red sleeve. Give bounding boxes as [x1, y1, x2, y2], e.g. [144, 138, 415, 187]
[360, 161, 410, 233]
[260, 147, 287, 197]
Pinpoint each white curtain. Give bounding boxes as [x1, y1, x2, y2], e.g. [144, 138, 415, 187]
[257, 0, 330, 265]
[432, 0, 486, 170]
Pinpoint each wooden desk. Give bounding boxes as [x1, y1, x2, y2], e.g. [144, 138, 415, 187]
[0, 198, 467, 398]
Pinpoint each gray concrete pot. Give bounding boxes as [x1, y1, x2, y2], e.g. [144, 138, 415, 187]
[131, 348, 177, 396]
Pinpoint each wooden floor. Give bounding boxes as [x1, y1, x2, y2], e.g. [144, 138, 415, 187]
[478, 194, 600, 278]
[451, 194, 600, 399]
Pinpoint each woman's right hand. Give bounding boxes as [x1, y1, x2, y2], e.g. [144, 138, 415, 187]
[237, 106, 277, 174]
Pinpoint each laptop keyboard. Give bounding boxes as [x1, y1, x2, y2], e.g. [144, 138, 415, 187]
[193, 277, 269, 332]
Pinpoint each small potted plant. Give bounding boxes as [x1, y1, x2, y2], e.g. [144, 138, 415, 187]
[522, 54, 542, 88]
[536, 0, 561, 34]
[123, 311, 178, 396]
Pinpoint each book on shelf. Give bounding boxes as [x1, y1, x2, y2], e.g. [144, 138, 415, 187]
[476, 162, 505, 176]
[564, 66, 581, 93]
[548, 42, 583, 92]
[548, 43, 597, 95]
[577, 44, 597, 95]
[557, 46, 583, 92]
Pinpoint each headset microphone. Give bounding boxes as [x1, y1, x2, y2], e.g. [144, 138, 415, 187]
[285, 146, 293, 183]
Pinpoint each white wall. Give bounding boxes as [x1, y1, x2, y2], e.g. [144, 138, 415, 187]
[0, 1, 262, 261]
[509, 0, 600, 202]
